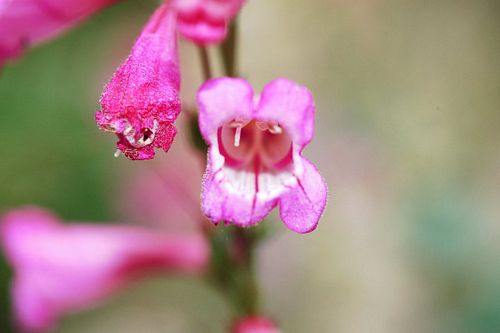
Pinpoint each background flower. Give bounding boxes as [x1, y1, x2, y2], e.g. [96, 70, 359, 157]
[1, 207, 208, 332]
[0, 0, 118, 67]
[172, 0, 246, 44]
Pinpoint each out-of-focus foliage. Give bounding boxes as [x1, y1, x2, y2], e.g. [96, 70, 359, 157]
[0, 0, 499, 332]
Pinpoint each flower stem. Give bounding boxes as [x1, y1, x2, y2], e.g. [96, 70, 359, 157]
[219, 19, 239, 77]
[193, 15, 264, 323]
[198, 46, 212, 81]
[212, 18, 266, 320]
[208, 225, 263, 316]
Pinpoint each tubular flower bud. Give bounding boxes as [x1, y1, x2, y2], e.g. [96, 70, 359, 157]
[96, 4, 181, 160]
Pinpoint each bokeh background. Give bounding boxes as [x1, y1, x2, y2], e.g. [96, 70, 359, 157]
[1, 0, 499, 332]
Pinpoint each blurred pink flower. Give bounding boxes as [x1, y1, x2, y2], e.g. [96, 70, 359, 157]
[172, 0, 246, 45]
[0, 0, 117, 67]
[96, 3, 181, 160]
[197, 78, 327, 233]
[0, 207, 209, 333]
[232, 316, 281, 333]
[118, 129, 205, 232]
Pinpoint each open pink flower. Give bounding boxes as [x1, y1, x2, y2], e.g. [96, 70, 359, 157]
[0, 0, 117, 67]
[171, 0, 246, 45]
[197, 78, 327, 233]
[96, 3, 181, 160]
[0, 207, 208, 333]
[232, 316, 281, 333]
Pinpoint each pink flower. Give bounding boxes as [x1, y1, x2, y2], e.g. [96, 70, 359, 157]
[232, 316, 281, 333]
[197, 78, 328, 233]
[96, 4, 181, 160]
[171, 0, 246, 45]
[0, 0, 117, 67]
[118, 131, 205, 233]
[0, 207, 209, 333]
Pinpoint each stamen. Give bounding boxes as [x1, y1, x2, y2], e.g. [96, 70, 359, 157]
[234, 125, 242, 147]
[269, 124, 282, 134]
[124, 124, 136, 146]
[103, 124, 117, 133]
[125, 120, 159, 148]
[114, 149, 121, 158]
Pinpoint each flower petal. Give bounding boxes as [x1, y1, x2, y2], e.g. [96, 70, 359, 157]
[118, 135, 204, 232]
[1, 207, 209, 332]
[279, 158, 327, 233]
[0, 0, 117, 66]
[197, 78, 254, 144]
[256, 78, 315, 148]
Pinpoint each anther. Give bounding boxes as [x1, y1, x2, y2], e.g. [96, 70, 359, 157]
[124, 125, 137, 146]
[269, 124, 282, 134]
[137, 120, 158, 147]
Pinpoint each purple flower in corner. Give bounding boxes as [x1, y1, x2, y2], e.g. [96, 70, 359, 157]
[197, 78, 328, 233]
[96, 4, 181, 160]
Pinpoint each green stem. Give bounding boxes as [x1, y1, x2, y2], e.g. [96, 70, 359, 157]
[198, 46, 212, 81]
[233, 228, 260, 314]
[219, 19, 239, 77]
[208, 226, 262, 316]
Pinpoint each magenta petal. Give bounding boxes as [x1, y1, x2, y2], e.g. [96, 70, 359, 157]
[0, 0, 117, 66]
[96, 4, 181, 160]
[279, 158, 327, 233]
[1, 207, 208, 332]
[257, 79, 315, 148]
[197, 78, 254, 143]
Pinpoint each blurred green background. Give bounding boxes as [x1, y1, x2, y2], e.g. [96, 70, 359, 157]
[1, 0, 499, 332]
